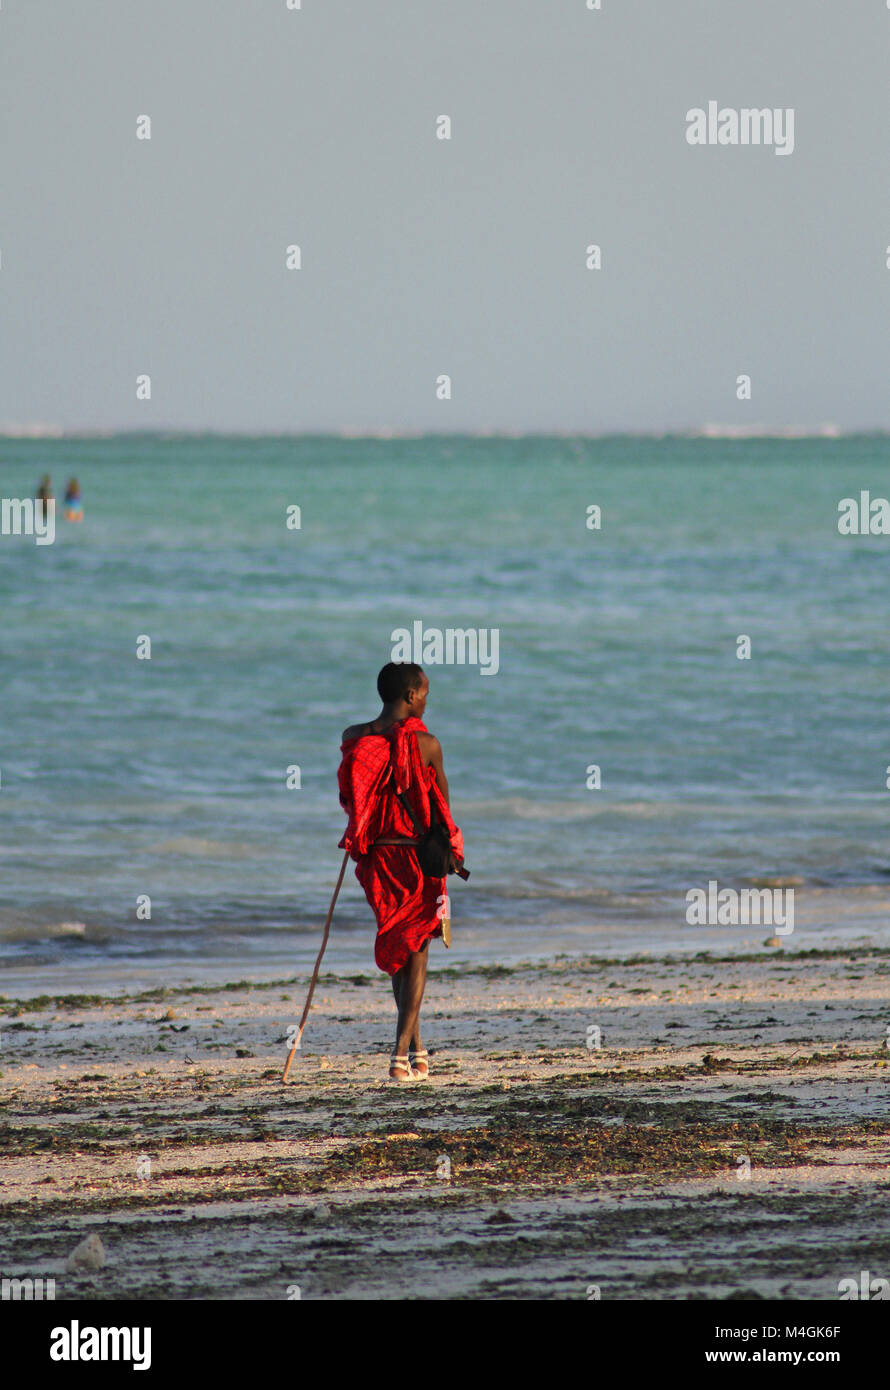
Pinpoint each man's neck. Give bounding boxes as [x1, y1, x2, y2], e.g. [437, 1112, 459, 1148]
[379, 703, 409, 725]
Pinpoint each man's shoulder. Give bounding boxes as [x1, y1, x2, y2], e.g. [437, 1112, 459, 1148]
[342, 723, 367, 742]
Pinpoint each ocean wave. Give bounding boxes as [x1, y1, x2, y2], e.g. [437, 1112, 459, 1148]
[0, 919, 108, 945]
[153, 837, 257, 858]
[457, 797, 670, 821]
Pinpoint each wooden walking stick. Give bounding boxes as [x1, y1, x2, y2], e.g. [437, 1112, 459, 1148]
[282, 849, 350, 1084]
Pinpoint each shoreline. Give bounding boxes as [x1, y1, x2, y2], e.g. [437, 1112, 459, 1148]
[3, 911, 890, 1001]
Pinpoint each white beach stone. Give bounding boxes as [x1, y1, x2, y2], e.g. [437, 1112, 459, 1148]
[66, 1233, 105, 1272]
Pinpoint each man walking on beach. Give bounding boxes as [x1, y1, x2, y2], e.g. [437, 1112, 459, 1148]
[338, 663, 465, 1082]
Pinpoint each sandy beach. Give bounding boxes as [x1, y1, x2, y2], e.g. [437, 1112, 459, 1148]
[2, 942, 888, 1301]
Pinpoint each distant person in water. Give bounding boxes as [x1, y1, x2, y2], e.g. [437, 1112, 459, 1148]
[36, 474, 53, 524]
[63, 478, 83, 522]
[338, 662, 465, 1082]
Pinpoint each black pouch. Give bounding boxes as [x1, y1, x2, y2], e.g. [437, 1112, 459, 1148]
[393, 780, 469, 880]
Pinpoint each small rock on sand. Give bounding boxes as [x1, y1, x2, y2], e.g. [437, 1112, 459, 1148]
[485, 1209, 516, 1225]
[66, 1233, 105, 1273]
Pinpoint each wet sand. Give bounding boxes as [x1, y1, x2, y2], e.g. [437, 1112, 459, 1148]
[1, 944, 889, 1300]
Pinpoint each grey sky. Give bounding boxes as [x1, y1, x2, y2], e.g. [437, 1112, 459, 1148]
[2, 0, 889, 434]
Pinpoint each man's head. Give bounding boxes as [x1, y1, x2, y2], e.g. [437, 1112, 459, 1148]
[377, 661, 429, 716]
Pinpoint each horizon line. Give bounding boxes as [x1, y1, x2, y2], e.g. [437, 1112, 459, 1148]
[0, 423, 878, 443]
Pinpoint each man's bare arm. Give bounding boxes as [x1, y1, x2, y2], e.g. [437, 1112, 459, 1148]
[418, 732, 450, 805]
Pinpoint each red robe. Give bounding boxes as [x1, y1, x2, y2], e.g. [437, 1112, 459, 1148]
[338, 716, 465, 975]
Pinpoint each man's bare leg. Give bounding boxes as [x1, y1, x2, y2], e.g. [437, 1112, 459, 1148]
[391, 963, 423, 1052]
[393, 943, 428, 1062]
[389, 970, 409, 1078]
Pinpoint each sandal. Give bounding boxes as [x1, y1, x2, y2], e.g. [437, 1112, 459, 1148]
[388, 1054, 415, 1082]
[409, 1048, 429, 1080]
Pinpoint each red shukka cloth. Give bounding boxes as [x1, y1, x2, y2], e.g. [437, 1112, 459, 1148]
[338, 716, 465, 975]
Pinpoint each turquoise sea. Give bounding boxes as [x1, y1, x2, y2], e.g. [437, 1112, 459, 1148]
[1, 434, 889, 992]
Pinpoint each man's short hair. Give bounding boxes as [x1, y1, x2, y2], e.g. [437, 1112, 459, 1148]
[377, 662, 425, 704]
